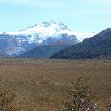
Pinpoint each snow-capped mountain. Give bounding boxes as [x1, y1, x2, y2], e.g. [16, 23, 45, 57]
[7, 20, 95, 43]
[7, 20, 77, 44]
[0, 20, 78, 56]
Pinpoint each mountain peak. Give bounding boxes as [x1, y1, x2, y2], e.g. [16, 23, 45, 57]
[6, 20, 78, 45]
[0, 20, 78, 56]
[50, 20, 56, 24]
[16, 21, 74, 37]
[6, 21, 96, 44]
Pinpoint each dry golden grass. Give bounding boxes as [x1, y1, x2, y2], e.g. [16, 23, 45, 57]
[0, 58, 111, 110]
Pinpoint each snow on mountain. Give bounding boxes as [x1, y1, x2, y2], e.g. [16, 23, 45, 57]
[0, 20, 96, 56]
[7, 20, 77, 44]
[6, 21, 95, 43]
[74, 32, 96, 42]
[0, 20, 79, 56]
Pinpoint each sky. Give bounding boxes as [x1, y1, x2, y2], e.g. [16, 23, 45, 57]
[0, 0, 111, 33]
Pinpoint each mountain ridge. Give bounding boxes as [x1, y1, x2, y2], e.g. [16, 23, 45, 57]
[50, 28, 111, 59]
[0, 21, 78, 57]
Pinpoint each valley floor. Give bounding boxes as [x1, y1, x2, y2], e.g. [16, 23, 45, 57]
[0, 58, 111, 110]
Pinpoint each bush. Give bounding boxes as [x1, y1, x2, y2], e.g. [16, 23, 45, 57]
[63, 77, 98, 111]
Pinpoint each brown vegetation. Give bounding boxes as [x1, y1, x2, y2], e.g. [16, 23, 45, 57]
[0, 58, 111, 110]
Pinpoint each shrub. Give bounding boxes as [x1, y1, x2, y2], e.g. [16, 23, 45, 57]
[63, 77, 98, 111]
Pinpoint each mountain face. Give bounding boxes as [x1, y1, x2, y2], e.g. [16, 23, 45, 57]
[18, 45, 71, 58]
[50, 28, 111, 59]
[0, 33, 36, 56]
[0, 21, 78, 56]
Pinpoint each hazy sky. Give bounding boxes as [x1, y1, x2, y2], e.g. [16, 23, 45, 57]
[0, 0, 111, 33]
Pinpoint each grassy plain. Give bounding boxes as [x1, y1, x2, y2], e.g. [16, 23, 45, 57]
[0, 58, 111, 110]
